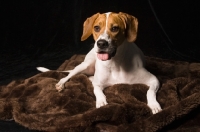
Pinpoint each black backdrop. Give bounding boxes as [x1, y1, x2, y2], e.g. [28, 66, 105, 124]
[0, 0, 199, 131]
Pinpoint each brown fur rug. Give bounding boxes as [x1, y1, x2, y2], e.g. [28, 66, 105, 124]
[1, 54, 200, 132]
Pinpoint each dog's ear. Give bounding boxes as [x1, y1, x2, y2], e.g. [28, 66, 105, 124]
[119, 12, 138, 42]
[81, 13, 100, 41]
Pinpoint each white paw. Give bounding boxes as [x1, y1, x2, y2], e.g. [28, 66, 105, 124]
[96, 96, 108, 108]
[148, 101, 162, 114]
[55, 78, 67, 92]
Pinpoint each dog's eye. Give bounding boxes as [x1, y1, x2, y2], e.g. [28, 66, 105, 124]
[110, 26, 119, 32]
[94, 26, 101, 32]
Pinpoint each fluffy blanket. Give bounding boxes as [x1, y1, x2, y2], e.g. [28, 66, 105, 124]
[1, 54, 200, 132]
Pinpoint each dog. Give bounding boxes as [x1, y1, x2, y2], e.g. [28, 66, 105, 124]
[37, 12, 162, 114]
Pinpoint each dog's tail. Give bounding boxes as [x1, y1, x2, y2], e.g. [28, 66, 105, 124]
[36, 67, 51, 72]
[37, 67, 72, 73]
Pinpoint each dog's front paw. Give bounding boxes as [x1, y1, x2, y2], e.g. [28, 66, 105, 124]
[55, 78, 67, 92]
[96, 96, 108, 108]
[148, 101, 162, 114]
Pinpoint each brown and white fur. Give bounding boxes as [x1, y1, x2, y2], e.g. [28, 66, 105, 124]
[37, 12, 162, 114]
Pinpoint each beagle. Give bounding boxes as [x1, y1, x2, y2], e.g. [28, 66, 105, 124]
[37, 12, 162, 114]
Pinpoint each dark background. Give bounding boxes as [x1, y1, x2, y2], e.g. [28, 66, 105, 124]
[0, 0, 199, 131]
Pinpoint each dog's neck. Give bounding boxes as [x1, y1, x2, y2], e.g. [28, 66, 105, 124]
[113, 40, 132, 58]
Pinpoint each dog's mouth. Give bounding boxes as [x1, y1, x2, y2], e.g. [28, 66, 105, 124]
[97, 52, 110, 61]
[97, 50, 116, 61]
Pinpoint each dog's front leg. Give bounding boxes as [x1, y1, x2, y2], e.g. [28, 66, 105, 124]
[147, 89, 162, 114]
[146, 79, 162, 114]
[93, 85, 108, 108]
[56, 59, 95, 91]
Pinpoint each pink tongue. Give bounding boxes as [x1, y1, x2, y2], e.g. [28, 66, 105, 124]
[97, 53, 109, 61]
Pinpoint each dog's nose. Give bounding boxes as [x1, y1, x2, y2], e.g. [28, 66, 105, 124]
[97, 40, 109, 49]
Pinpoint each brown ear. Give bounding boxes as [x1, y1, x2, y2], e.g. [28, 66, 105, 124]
[119, 12, 138, 42]
[81, 13, 100, 41]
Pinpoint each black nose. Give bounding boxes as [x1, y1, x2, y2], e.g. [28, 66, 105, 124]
[97, 40, 109, 49]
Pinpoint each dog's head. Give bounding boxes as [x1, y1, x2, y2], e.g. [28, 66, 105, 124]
[81, 12, 138, 61]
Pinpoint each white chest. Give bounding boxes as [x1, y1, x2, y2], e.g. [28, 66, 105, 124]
[93, 60, 135, 87]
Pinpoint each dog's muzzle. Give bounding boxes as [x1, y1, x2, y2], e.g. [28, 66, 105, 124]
[96, 39, 116, 61]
